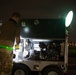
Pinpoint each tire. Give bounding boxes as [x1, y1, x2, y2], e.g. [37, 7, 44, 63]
[41, 66, 64, 75]
[11, 63, 31, 75]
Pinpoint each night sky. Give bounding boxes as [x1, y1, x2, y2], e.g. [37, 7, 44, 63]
[0, 0, 76, 43]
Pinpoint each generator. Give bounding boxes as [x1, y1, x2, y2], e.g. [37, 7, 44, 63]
[12, 19, 68, 75]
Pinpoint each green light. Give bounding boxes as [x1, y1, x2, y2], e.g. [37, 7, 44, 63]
[0, 45, 13, 51]
[65, 11, 73, 27]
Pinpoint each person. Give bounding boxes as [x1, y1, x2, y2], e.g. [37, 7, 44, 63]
[0, 12, 21, 75]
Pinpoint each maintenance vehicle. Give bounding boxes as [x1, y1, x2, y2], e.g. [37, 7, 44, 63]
[12, 19, 68, 75]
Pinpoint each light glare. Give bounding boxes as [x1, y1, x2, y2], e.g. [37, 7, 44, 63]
[65, 11, 73, 27]
[24, 27, 29, 32]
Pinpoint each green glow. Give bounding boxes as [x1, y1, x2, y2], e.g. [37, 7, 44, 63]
[0, 45, 13, 51]
[65, 11, 73, 27]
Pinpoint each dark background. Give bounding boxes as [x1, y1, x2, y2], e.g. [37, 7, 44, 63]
[0, 0, 76, 43]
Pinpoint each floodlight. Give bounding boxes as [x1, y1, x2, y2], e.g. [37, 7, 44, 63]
[65, 11, 73, 27]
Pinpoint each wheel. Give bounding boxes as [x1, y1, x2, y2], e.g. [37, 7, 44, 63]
[11, 64, 31, 75]
[41, 66, 64, 75]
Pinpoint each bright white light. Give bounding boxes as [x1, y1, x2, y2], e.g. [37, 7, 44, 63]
[23, 50, 28, 57]
[24, 27, 29, 33]
[65, 11, 73, 27]
[32, 39, 50, 42]
[34, 44, 40, 51]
